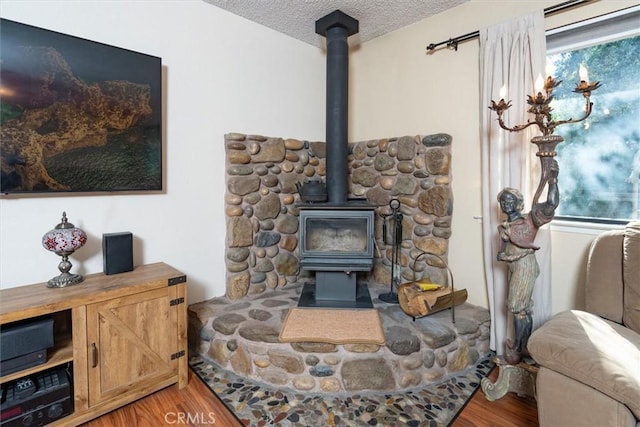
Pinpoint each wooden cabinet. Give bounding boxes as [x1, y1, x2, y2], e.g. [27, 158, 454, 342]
[0, 262, 188, 426]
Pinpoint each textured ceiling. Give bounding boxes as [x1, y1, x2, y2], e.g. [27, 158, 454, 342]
[203, 0, 469, 48]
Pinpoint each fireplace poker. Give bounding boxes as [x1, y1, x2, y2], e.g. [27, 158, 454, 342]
[379, 199, 402, 303]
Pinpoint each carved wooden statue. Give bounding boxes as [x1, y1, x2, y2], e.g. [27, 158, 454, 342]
[497, 159, 559, 364]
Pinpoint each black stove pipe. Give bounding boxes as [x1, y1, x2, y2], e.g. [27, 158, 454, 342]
[316, 11, 359, 204]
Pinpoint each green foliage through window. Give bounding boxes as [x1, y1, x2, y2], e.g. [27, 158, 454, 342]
[547, 13, 640, 222]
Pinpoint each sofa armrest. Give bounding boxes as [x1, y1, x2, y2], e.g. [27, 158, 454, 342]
[585, 229, 625, 323]
[528, 310, 640, 420]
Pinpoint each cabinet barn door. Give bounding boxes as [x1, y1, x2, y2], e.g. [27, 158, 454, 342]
[86, 288, 178, 406]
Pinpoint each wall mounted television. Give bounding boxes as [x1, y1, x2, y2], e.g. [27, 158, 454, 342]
[0, 19, 162, 195]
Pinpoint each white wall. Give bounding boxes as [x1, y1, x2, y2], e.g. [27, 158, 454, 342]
[349, 0, 636, 312]
[2, 0, 634, 313]
[0, 0, 325, 303]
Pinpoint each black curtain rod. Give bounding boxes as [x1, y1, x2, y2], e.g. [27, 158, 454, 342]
[426, 0, 591, 52]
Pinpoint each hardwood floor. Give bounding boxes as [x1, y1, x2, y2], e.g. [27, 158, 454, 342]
[83, 367, 538, 427]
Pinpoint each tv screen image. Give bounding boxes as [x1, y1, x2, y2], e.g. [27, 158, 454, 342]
[0, 19, 162, 194]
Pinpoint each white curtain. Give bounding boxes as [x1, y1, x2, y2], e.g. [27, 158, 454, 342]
[479, 11, 551, 355]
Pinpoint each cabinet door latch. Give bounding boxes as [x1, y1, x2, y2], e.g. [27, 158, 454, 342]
[170, 350, 186, 360]
[169, 297, 185, 306]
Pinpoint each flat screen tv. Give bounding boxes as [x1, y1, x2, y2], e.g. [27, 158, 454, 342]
[0, 19, 162, 194]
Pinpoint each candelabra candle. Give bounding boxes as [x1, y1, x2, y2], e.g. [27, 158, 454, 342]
[489, 65, 600, 137]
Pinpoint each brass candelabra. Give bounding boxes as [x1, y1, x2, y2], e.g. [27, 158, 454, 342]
[489, 64, 601, 201]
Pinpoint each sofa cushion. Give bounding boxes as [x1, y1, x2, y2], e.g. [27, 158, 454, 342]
[528, 310, 640, 419]
[623, 221, 640, 334]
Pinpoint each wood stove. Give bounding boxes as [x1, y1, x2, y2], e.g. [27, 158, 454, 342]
[297, 203, 376, 308]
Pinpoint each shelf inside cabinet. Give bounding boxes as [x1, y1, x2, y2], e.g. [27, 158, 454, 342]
[0, 333, 73, 384]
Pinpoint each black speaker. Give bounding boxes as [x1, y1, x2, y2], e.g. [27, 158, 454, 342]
[102, 232, 133, 275]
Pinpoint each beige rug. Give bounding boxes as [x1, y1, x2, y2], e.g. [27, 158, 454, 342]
[279, 308, 385, 345]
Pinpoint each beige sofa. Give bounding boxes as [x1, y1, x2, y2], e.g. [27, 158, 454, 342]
[528, 221, 640, 427]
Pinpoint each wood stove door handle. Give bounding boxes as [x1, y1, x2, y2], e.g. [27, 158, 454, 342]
[91, 342, 98, 368]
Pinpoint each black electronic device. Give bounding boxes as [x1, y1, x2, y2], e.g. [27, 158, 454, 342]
[102, 232, 134, 275]
[0, 366, 73, 427]
[0, 318, 53, 376]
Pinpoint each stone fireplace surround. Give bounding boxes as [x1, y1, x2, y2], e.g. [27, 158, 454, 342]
[185, 131, 492, 393]
[224, 131, 456, 299]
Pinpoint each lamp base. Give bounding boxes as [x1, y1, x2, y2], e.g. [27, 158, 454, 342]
[47, 272, 84, 288]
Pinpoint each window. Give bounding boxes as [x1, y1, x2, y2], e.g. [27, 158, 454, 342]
[546, 6, 640, 223]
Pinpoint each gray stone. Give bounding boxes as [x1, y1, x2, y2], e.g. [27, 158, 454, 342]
[309, 365, 334, 377]
[423, 350, 436, 368]
[396, 136, 416, 160]
[227, 165, 253, 175]
[226, 339, 238, 351]
[261, 174, 279, 187]
[392, 175, 418, 195]
[366, 187, 391, 206]
[277, 216, 299, 234]
[245, 192, 261, 205]
[352, 167, 379, 187]
[260, 219, 274, 231]
[227, 176, 260, 196]
[238, 322, 281, 343]
[436, 349, 448, 367]
[422, 133, 452, 146]
[262, 299, 290, 307]
[224, 301, 251, 313]
[227, 248, 250, 262]
[226, 133, 246, 141]
[255, 231, 281, 247]
[200, 327, 216, 342]
[343, 344, 381, 353]
[413, 317, 456, 348]
[227, 261, 248, 273]
[257, 370, 289, 385]
[414, 225, 431, 237]
[255, 193, 281, 220]
[452, 318, 480, 335]
[250, 272, 266, 283]
[268, 350, 304, 374]
[273, 252, 299, 276]
[432, 227, 452, 238]
[341, 358, 394, 391]
[254, 259, 274, 273]
[252, 138, 285, 163]
[401, 354, 424, 370]
[309, 141, 326, 158]
[212, 313, 246, 335]
[254, 165, 268, 176]
[305, 355, 320, 366]
[385, 326, 421, 355]
[290, 342, 337, 353]
[374, 153, 395, 171]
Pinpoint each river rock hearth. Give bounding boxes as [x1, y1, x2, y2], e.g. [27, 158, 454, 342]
[189, 281, 491, 393]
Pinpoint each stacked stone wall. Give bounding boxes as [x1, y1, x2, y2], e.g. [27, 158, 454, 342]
[225, 132, 454, 298]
